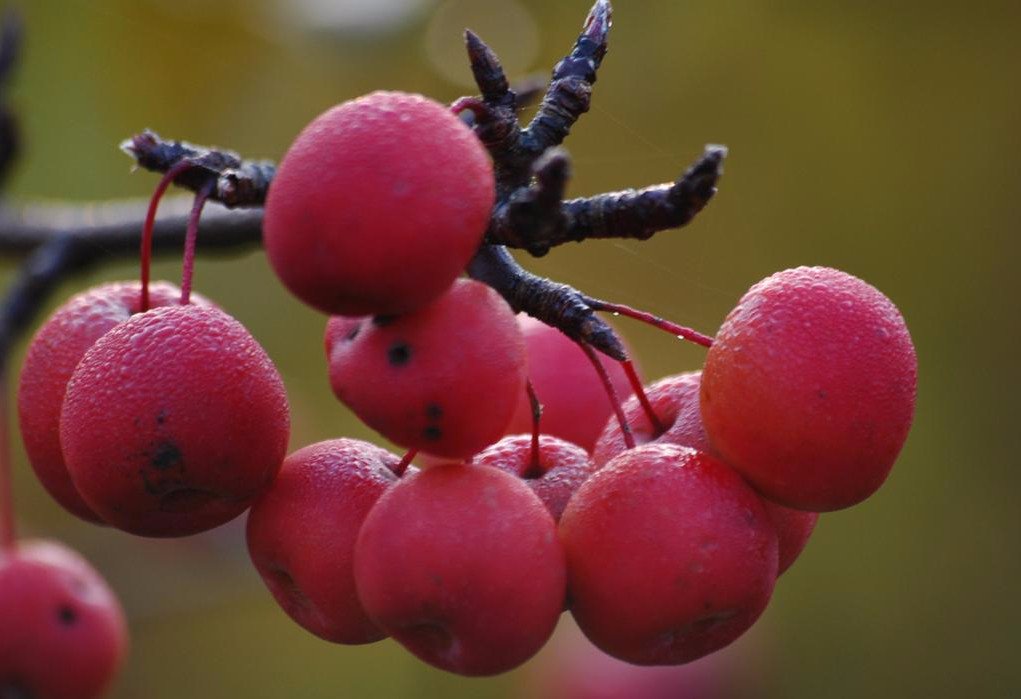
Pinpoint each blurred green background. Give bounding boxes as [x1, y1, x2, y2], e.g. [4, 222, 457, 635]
[4, 0, 1019, 697]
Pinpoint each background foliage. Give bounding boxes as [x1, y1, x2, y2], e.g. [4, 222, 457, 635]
[5, 1, 1020, 697]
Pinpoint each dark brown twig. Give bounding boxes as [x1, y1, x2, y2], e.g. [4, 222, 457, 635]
[122, 130, 275, 208]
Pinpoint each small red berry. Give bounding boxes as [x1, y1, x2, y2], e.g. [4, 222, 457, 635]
[246, 439, 402, 644]
[325, 279, 526, 459]
[264, 90, 495, 316]
[354, 464, 566, 676]
[560, 444, 778, 665]
[0, 540, 128, 699]
[60, 304, 290, 537]
[17, 281, 206, 523]
[701, 266, 918, 511]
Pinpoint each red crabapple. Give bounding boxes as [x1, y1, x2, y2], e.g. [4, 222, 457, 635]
[354, 464, 566, 676]
[503, 315, 635, 452]
[17, 281, 208, 523]
[325, 278, 526, 459]
[263, 90, 495, 316]
[0, 540, 127, 699]
[595, 371, 818, 576]
[246, 438, 402, 644]
[560, 444, 778, 665]
[60, 304, 290, 537]
[475, 434, 596, 521]
[700, 266, 917, 511]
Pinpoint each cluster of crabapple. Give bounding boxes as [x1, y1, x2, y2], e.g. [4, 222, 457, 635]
[247, 88, 918, 678]
[2, 13, 918, 696]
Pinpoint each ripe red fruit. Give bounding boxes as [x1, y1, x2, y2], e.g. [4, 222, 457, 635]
[325, 278, 526, 459]
[0, 540, 128, 699]
[17, 281, 206, 523]
[700, 266, 918, 511]
[595, 370, 818, 575]
[60, 304, 290, 537]
[246, 438, 402, 644]
[354, 464, 566, 676]
[503, 315, 635, 451]
[560, 444, 778, 665]
[474, 434, 596, 521]
[263, 90, 495, 316]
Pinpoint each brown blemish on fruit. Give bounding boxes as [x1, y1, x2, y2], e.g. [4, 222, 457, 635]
[57, 605, 77, 626]
[388, 341, 412, 366]
[423, 426, 442, 441]
[151, 442, 182, 471]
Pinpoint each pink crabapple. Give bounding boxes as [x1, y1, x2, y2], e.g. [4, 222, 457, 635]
[264, 90, 495, 316]
[700, 266, 918, 511]
[60, 304, 290, 537]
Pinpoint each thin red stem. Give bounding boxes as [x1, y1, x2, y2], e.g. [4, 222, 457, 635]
[579, 342, 635, 450]
[0, 372, 14, 551]
[140, 160, 193, 312]
[180, 180, 215, 305]
[621, 358, 664, 435]
[588, 299, 714, 348]
[395, 449, 417, 477]
[526, 379, 542, 470]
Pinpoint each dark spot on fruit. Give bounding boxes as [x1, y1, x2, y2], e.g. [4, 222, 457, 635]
[151, 442, 182, 471]
[425, 403, 443, 420]
[423, 426, 442, 441]
[373, 314, 397, 327]
[156, 409, 167, 425]
[57, 604, 77, 626]
[817, 389, 828, 399]
[345, 325, 360, 341]
[388, 341, 412, 366]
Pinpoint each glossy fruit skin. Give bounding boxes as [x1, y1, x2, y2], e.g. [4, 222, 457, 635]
[60, 304, 290, 537]
[263, 90, 495, 316]
[246, 439, 400, 644]
[560, 444, 778, 665]
[701, 266, 918, 511]
[595, 371, 818, 576]
[475, 434, 596, 521]
[503, 315, 635, 452]
[326, 279, 526, 459]
[354, 464, 566, 676]
[17, 281, 204, 523]
[0, 540, 128, 699]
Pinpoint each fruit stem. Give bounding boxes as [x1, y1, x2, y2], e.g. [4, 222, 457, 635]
[621, 359, 664, 435]
[579, 341, 635, 450]
[180, 180, 215, 305]
[141, 160, 193, 312]
[526, 379, 542, 470]
[586, 298, 715, 348]
[395, 449, 417, 477]
[0, 372, 14, 550]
